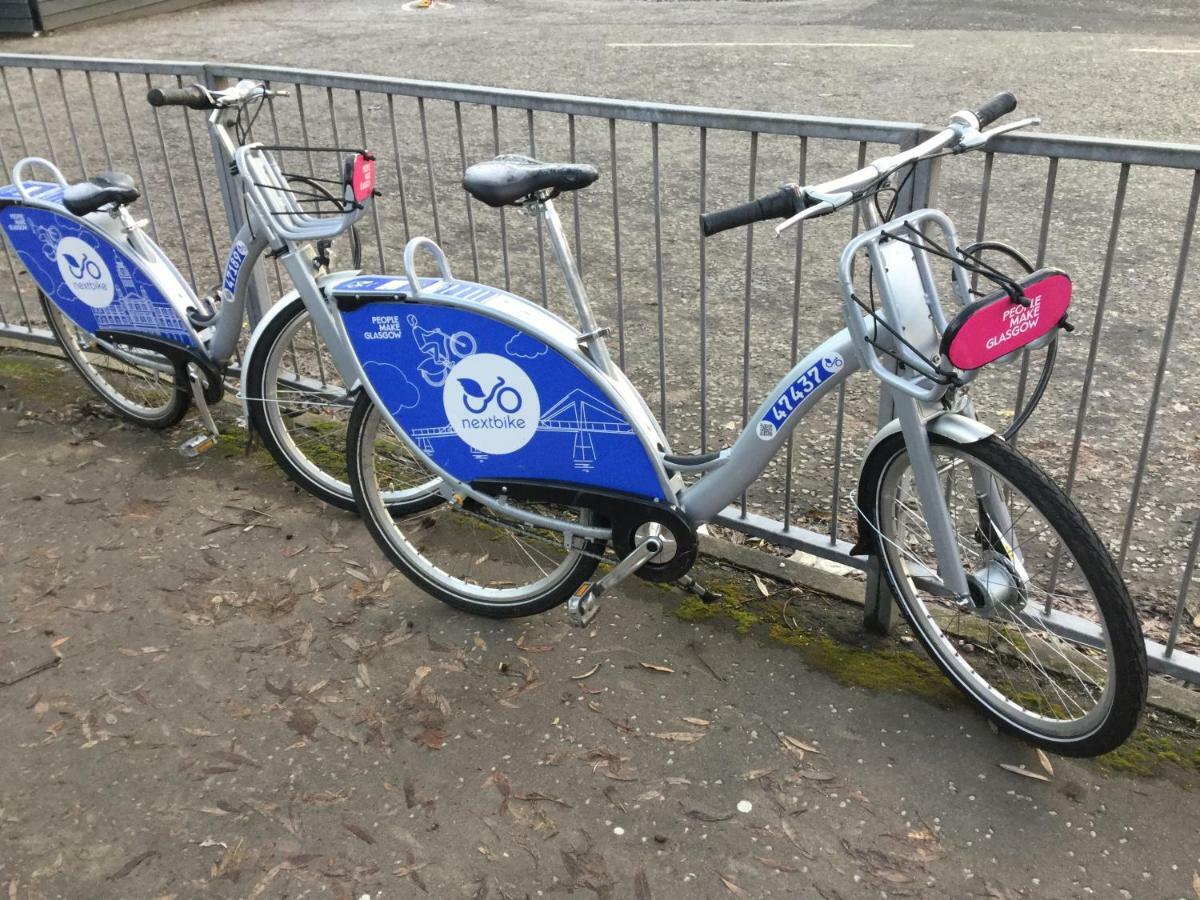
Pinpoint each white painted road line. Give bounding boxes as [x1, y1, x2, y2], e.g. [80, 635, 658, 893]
[606, 41, 913, 49]
[1129, 48, 1200, 54]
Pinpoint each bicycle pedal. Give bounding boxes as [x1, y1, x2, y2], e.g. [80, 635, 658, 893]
[178, 433, 217, 458]
[567, 582, 599, 628]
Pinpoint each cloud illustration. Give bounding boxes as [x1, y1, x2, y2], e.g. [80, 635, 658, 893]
[505, 332, 548, 360]
[364, 360, 421, 411]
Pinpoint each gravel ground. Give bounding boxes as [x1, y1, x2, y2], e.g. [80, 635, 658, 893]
[4, 349, 1200, 899]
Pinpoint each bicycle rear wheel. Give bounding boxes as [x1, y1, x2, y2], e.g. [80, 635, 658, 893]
[40, 291, 189, 428]
[346, 392, 604, 618]
[244, 295, 441, 512]
[860, 431, 1147, 756]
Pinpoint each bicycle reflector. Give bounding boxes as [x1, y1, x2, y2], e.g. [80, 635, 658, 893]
[940, 269, 1072, 371]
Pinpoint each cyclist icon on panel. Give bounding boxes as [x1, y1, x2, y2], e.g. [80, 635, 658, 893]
[408, 314, 477, 386]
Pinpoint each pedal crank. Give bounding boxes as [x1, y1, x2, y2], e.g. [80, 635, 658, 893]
[178, 363, 220, 458]
[567, 526, 666, 628]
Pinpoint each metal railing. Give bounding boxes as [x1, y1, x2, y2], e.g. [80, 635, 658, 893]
[0, 54, 1197, 683]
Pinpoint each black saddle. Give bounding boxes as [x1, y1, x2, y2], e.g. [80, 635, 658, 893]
[62, 172, 139, 216]
[462, 155, 599, 207]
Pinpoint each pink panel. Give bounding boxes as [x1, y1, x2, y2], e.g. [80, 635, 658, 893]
[946, 272, 1072, 371]
[351, 153, 376, 203]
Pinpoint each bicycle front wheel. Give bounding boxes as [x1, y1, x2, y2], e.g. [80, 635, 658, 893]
[41, 291, 189, 428]
[861, 432, 1147, 756]
[244, 295, 441, 512]
[347, 392, 604, 618]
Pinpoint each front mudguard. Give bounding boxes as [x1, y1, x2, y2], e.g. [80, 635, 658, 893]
[850, 412, 995, 556]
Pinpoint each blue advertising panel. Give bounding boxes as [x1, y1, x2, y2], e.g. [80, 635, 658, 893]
[0, 195, 197, 348]
[341, 293, 665, 500]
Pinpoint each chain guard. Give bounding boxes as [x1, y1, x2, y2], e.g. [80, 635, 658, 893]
[472, 479, 698, 582]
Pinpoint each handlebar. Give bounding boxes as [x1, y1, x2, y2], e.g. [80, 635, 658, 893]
[146, 79, 283, 111]
[146, 85, 215, 110]
[700, 91, 1024, 238]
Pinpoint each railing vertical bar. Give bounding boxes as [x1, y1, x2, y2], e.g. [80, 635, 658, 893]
[0, 106, 28, 329]
[114, 72, 160, 240]
[324, 85, 341, 148]
[84, 71, 114, 171]
[180, 72, 220, 265]
[2, 68, 30, 157]
[738, 131, 759, 516]
[294, 83, 316, 177]
[262, 80, 287, 296]
[609, 117, 625, 367]
[1012, 156, 1058, 442]
[1117, 169, 1200, 570]
[527, 108, 548, 306]
[55, 69, 86, 178]
[355, 90, 388, 270]
[417, 96, 441, 244]
[569, 114, 582, 276]
[453, 100, 480, 282]
[1049, 163, 1130, 596]
[1166, 515, 1200, 656]
[490, 105, 510, 290]
[652, 121, 667, 430]
[386, 95, 412, 245]
[969, 151, 995, 294]
[698, 126, 708, 454]
[782, 136, 808, 531]
[27, 68, 59, 168]
[145, 73, 197, 285]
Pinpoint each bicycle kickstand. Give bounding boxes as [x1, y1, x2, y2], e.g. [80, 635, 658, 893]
[567, 526, 665, 627]
[178, 363, 220, 458]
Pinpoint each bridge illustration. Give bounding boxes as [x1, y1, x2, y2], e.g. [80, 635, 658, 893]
[407, 387, 634, 469]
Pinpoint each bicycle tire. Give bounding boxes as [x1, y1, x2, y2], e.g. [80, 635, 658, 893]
[243, 294, 441, 513]
[859, 431, 1147, 756]
[346, 391, 604, 618]
[40, 291, 190, 429]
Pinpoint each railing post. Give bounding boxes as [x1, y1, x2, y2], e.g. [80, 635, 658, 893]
[200, 66, 271, 328]
[862, 130, 940, 634]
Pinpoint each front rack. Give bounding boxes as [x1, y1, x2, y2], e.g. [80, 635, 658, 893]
[235, 143, 375, 243]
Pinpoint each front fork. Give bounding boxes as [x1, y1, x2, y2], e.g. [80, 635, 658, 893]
[894, 394, 1027, 613]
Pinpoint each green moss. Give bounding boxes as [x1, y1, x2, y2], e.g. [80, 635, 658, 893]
[769, 623, 962, 707]
[723, 602, 759, 634]
[1097, 728, 1200, 778]
[675, 594, 720, 622]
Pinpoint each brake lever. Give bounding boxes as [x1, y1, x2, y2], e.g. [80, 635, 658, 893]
[958, 116, 1041, 151]
[774, 190, 854, 236]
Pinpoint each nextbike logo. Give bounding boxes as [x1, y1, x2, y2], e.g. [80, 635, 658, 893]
[443, 353, 540, 455]
[55, 236, 114, 309]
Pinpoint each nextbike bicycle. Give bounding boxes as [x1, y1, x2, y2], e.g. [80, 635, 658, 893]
[338, 93, 1146, 755]
[0, 79, 382, 510]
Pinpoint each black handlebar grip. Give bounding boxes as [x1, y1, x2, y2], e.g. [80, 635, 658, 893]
[146, 85, 214, 110]
[972, 91, 1017, 129]
[700, 185, 802, 237]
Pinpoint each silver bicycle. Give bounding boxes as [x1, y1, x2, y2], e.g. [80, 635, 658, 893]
[341, 93, 1147, 756]
[0, 79, 390, 510]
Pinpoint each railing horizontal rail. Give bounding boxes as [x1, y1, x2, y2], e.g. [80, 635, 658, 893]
[0, 53, 204, 76]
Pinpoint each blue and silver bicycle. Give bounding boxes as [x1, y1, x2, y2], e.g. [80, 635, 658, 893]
[0, 79, 417, 511]
[339, 94, 1147, 756]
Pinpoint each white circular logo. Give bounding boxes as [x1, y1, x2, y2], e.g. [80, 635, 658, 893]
[55, 236, 114, 309]
[444, 353, 540, 455]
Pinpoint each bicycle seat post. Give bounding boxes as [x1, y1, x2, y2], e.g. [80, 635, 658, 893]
[531, 194, 615, 376]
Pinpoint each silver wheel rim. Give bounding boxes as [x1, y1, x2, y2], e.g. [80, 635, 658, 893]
[877, 444, 1116, 740]
[259, 305, 439, 505]
[358, 403, 588, 607]
[48, 303, 179, 418]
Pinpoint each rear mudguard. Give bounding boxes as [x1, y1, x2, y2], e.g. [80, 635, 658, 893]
[335, 275, 675, 504]
[850, 412, 995, 556]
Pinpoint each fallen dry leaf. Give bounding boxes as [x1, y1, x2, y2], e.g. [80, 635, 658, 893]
[413, 728, 447, 750]
[343, 821, 375, 844]
[740, 767, 776, 781]
[640, 662, 674, 674]
[681, 716, 711, 727]
[516, 634, 554, 653]
[779, 734, 820, 755]
[653, 731, 705, 743]
[999, 763, 1051, 782]
[1036, 749, 1054, 778]
[753, 574, 770, 597]
[1192, 871, 1199, 899]
[571, 663, 602, 681]
[719, 874, 749, 897]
